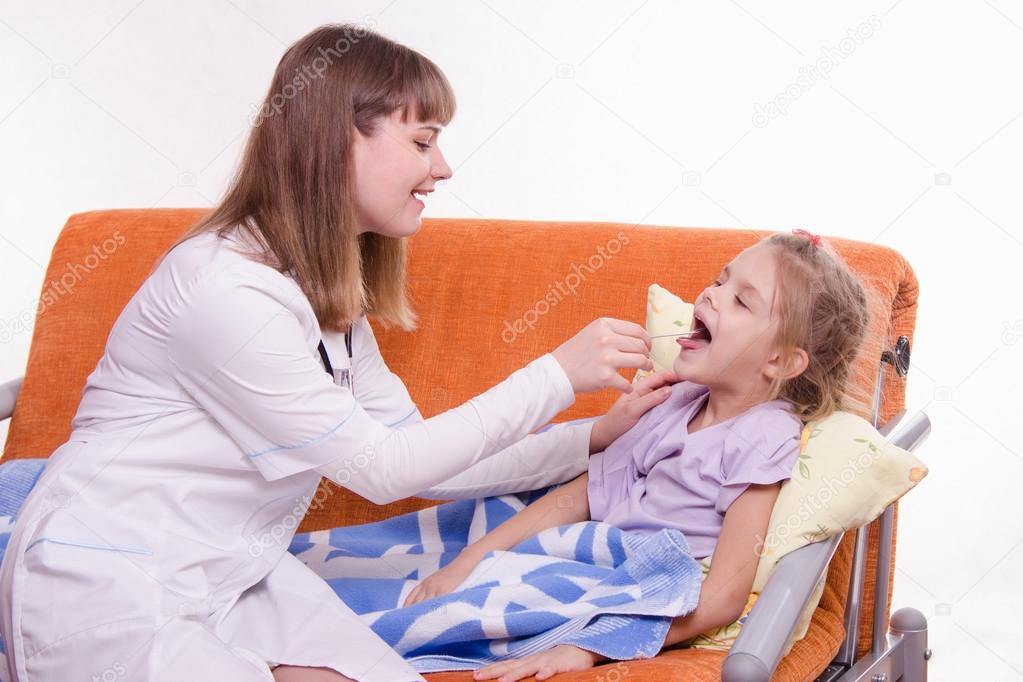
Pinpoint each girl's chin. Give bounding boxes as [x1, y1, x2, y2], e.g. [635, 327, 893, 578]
[672, 356, 705, 382]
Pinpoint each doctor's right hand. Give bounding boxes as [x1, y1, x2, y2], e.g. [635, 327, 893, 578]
[552, 318, 653, 394]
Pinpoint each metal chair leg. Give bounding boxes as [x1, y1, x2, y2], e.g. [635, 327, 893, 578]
[890, 608, 930, 681]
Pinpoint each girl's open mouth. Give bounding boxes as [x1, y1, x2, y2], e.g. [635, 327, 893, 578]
[678, 315, 711, 352]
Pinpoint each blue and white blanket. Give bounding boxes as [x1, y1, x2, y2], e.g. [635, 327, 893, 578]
[290, 488, 703, 671]
[0, 458, 49, 671]
[0, 460, 703, 675]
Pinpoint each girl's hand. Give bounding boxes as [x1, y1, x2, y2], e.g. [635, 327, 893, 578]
[473, 645, 602, 681]
[403, 551, 480, 607]
[552, 318, 653, 394]
[589, 369, 679, 453]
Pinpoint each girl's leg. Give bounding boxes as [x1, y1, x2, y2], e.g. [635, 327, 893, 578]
[271, 665, 356, 681]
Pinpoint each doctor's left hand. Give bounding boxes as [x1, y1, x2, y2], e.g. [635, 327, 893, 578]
[473, 645, 604, 681]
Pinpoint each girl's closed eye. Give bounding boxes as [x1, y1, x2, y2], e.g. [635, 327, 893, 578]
[716, 278, 748, 308]
[414, 141, 432, 151]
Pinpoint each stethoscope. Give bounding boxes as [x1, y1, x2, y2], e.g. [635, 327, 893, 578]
[316, 326, 354, 393]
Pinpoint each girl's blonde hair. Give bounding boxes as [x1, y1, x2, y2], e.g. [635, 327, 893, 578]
[175, 23, 456, 331]
[763, 232, 875, 423]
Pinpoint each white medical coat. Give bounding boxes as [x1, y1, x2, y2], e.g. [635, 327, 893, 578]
[0, 228, 594, 681]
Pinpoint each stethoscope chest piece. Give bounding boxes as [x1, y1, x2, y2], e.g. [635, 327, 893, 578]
[317, 326, 354, 393]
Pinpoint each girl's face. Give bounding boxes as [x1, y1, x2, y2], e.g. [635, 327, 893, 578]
[673, 243, 789, 392]
[351, 109, 452, 238]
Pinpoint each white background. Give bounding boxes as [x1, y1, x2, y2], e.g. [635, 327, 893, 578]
[1, 2, 1021, 679]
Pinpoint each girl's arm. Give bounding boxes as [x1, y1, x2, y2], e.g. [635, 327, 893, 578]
[477, 482, 784, 681]
[404, 473, 591, 606]
[473, 482, 784, 681]
[662, 481, 783, 647]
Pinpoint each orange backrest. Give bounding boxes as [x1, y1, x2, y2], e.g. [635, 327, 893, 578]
[2, 208, 918, 662]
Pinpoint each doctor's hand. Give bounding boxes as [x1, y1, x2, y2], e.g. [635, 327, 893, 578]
[552, 318, 653, 394]
[589, 368, 680, 454]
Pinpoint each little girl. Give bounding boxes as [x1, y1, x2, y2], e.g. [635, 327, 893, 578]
[403, 228, 871, 682]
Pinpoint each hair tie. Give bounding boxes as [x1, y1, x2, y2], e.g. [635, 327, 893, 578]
[792, 228, 822, 247]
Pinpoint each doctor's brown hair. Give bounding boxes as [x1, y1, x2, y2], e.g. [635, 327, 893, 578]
[176, 23, 455, 331]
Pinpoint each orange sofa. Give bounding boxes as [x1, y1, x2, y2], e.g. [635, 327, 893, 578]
[2, 209, 920, 681]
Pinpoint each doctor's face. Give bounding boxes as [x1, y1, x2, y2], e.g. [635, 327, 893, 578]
[350, 109, 453, 238]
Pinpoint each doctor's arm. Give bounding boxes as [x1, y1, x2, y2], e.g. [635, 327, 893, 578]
[351, 318, 681, 500]
[418, 366, 680, 499]
[348, 315, 597, 499]
[166, 275, 652, 506]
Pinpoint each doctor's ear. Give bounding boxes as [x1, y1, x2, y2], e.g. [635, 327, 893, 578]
[764, 346, 809, 382]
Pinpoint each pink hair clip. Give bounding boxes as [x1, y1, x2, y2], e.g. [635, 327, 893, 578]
[792, 228, 822, 247]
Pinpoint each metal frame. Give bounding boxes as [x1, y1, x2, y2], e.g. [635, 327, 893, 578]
[0, 376, 21, 422]
[723, 336, 931, 682]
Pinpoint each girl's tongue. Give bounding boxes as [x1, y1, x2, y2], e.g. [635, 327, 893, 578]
[678, 336, 709, 351]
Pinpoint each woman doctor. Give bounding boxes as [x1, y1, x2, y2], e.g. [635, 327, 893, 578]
[0, 23, 677, 682]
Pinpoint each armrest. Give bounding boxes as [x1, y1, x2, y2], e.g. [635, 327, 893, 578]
[0, 376, 23, 421]
[722, 534, 842, 682]
[721, 409, 931, 681]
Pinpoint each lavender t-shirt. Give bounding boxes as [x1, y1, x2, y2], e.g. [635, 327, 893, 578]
[587, 380, 803, 560]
